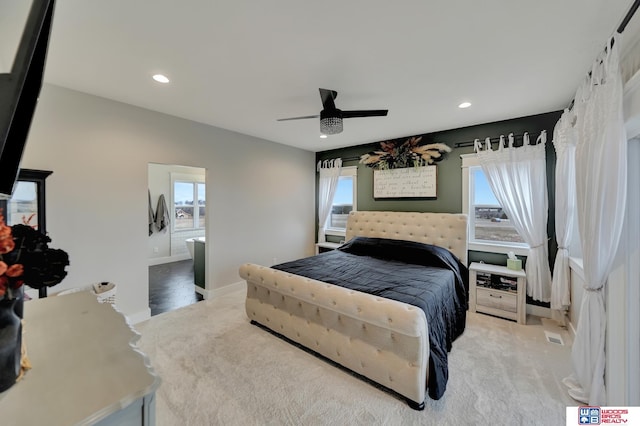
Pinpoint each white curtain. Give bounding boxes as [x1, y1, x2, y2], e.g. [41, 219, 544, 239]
[563, 35, 627, 405]
[317, 158, 342, 243]
[475, 132, 552, 302]
[551, 109, 577, 322]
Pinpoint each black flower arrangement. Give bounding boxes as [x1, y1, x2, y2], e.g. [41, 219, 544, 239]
[359, 136, 451, 169]
[0, 213, 70, 299]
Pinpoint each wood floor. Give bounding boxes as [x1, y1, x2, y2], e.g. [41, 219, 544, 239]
[149, 260, 203, 316]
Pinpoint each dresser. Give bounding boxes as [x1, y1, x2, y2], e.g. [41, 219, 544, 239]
[0, 292, 160, 425]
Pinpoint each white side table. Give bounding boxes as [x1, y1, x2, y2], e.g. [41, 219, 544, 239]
[469, 262, 526, 324]
[315, 242, 342, 255]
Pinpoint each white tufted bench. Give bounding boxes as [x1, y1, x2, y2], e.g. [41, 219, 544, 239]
[239, 211, 468, 409]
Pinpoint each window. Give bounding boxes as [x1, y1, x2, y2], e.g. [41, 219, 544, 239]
[4, 181, 38, 227]
[461, 154, 528, 255]
[172, 174, 205, 231]
[325, 166, 357, 237]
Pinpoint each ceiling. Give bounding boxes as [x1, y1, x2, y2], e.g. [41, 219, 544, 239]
[38, 1, 640, 152]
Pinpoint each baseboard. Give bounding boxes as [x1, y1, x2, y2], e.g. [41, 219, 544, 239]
[148, 254, 191, 266]
[568, 319, 577, 338]
[526, 304, 552, 319]
[197, 281, 246, 300]
[125, 307, 152, 325]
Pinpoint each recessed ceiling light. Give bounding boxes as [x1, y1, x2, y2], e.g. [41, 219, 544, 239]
[320, 134, 328, 139]
[152, 74, 170, 83]
[458, 102, 472, 109]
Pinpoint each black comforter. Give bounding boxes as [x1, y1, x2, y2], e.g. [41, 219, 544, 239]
[272, 237, 469, 400]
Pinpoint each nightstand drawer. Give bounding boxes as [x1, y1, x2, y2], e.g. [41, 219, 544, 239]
[476, 288, 517, 313]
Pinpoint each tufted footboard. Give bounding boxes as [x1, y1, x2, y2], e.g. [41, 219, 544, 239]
[239, 263, 429, 409]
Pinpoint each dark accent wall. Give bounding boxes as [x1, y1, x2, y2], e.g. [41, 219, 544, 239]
[316, 110, 562, 271]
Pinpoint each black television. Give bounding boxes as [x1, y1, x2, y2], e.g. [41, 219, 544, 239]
[0, 0, 55, 199]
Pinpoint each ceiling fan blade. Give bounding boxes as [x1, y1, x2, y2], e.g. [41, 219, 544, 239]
[341, 109, 388, 118]
[276, 114, 320, 121]
[319, 88, 337, 110]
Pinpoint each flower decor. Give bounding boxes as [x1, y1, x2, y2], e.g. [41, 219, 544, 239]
[0, 210, 69, 392]
[359, 136, 452, 169]
[0, 212, 69, 300]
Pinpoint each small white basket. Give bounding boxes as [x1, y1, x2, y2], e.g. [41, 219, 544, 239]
[92, 282, 117, 304]
[58, 282, 117, 305]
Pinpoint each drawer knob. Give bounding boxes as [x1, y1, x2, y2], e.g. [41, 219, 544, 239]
[489, 294, 502, 299]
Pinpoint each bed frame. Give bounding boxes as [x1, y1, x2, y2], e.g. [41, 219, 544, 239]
[239, 211, 468, 409]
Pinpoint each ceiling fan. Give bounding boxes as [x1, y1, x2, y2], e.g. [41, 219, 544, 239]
[277, 88, 388, 135]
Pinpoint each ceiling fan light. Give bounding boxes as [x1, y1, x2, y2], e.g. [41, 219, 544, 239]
[320, 116, 343, 135]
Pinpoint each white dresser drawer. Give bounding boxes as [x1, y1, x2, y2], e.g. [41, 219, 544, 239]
[476, 288, 517, 313]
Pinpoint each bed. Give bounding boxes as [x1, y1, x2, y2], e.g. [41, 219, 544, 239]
[239, 211, 468, 410]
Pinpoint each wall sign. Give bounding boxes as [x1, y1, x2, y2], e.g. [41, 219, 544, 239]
[373, 166, 437, 198]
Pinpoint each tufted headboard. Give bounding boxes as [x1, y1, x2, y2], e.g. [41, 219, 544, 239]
[345, 211, 468, 265]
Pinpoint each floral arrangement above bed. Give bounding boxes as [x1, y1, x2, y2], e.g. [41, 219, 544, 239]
[359, 136, 451, 169]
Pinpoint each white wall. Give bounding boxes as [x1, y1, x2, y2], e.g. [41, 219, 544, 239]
[21, 84, 316, 321]
[568, 257, 584, 330]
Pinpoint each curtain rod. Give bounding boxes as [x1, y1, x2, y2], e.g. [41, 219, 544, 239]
[453, 132, 543, 148]
[567, 0, 640, 110]
[342, 156, 362, 162]
[335, 132, 543, 162]
[618, 0, 640, 33]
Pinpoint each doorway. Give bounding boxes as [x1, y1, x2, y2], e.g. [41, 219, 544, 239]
[148, 163, 206, 316]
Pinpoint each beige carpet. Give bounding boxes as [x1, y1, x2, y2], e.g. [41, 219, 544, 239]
[136, 287, 577, 425]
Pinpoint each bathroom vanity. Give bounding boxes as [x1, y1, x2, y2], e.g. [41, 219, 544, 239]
[194, 238, 205, 289]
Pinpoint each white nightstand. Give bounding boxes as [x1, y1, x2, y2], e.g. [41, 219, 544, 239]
[469, 262, 526, 324]
[315, 242, 342, 255]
